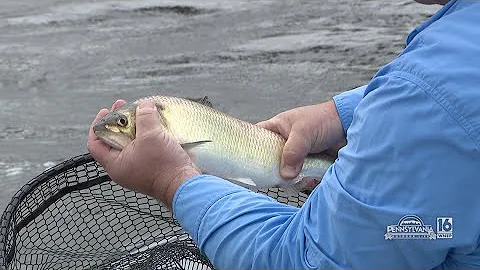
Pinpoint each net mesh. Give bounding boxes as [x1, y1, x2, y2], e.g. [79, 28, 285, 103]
[0, 153, 308, 270]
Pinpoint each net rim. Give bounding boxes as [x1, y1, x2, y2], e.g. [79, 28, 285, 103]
[0, 153, 97, 268]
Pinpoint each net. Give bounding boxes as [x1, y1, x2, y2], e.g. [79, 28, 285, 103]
[0, 153, 308, 270]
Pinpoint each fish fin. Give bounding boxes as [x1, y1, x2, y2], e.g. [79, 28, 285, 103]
[226, 177, 257, 188]
[186, 96, 213, 108]
[279, 176, 323, 196]
[181, 140, 212, 149]
[287, 176, 322, 194]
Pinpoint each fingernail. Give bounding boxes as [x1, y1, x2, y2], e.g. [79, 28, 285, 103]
[282, 164, 300, 178]
[139, 100, 155, 109]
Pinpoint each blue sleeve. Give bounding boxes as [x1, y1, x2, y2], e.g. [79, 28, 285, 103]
[173, 73, 479, 269]
[332, 85, 367, 134]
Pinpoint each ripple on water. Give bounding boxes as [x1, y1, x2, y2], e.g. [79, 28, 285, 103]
[42, 161, 57, 169]
[5, 0, 275, 26]
[0, 161, 30, 178]
[232, 25, 390, 54]
[5, 167, 23, 177]
[0, 159, 65, 180]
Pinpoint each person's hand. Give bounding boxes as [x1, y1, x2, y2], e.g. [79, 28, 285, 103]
[257, 100, 345, 179]
[87, 99, 200, 209]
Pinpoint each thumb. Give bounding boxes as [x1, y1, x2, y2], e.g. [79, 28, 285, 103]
[280, 129, 311, 179]
[136, 100, 161, 136]
[256, 117, 286, 137]
[256, 119, 279, 134]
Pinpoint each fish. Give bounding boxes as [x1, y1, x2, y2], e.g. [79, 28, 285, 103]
[93, 96, 334, 194]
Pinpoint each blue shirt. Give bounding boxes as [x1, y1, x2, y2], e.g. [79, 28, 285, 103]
[173, 1, 480, 268]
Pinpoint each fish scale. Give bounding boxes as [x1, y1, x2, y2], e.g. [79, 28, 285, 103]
[93, 96, 334, 194]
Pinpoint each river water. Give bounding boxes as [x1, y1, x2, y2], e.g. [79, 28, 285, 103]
[0, 0, 439, 213]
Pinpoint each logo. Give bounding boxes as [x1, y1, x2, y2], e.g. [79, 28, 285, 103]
[436, 217, 453, 239]
[385, 215, 437, 240]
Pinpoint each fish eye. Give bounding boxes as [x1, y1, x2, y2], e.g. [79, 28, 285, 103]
[117, 116, 128, 127]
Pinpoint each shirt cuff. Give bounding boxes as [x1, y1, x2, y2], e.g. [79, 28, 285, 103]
[172, 174, 249, 241]
[332, 85, 367, 134]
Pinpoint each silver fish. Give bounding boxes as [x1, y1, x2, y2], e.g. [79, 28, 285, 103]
[93, 96, 334, 194]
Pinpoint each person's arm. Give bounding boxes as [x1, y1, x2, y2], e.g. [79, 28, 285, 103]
[332, 85, 367, 134]
[174, 73, 478, 269]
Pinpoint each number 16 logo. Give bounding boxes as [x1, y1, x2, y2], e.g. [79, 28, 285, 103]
[437, 217, 453, 239]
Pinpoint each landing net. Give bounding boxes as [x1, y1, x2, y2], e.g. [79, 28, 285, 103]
[0, 153, 308, 269]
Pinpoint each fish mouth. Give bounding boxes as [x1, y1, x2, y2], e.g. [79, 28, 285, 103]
[93, 124, 131, 150]
[93, 119, 108, 133]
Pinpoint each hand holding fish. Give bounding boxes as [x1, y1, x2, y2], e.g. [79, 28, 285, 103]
[257, 100, 345, 179]
[87, 99, 200, 209]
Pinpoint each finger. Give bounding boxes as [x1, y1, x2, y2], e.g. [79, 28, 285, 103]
[111, 99, 127, 111]
[280, 128, 311, 179]
[256, 119, 280, 133]
[88, 138, 121, 169]
[256, 117, 291, 139]
[135, 100, 162, 136]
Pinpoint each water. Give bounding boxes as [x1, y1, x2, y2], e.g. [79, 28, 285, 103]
[0, 0, 439, 214]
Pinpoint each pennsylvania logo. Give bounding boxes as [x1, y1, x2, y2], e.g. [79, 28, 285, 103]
[384, 215, 451, 240]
